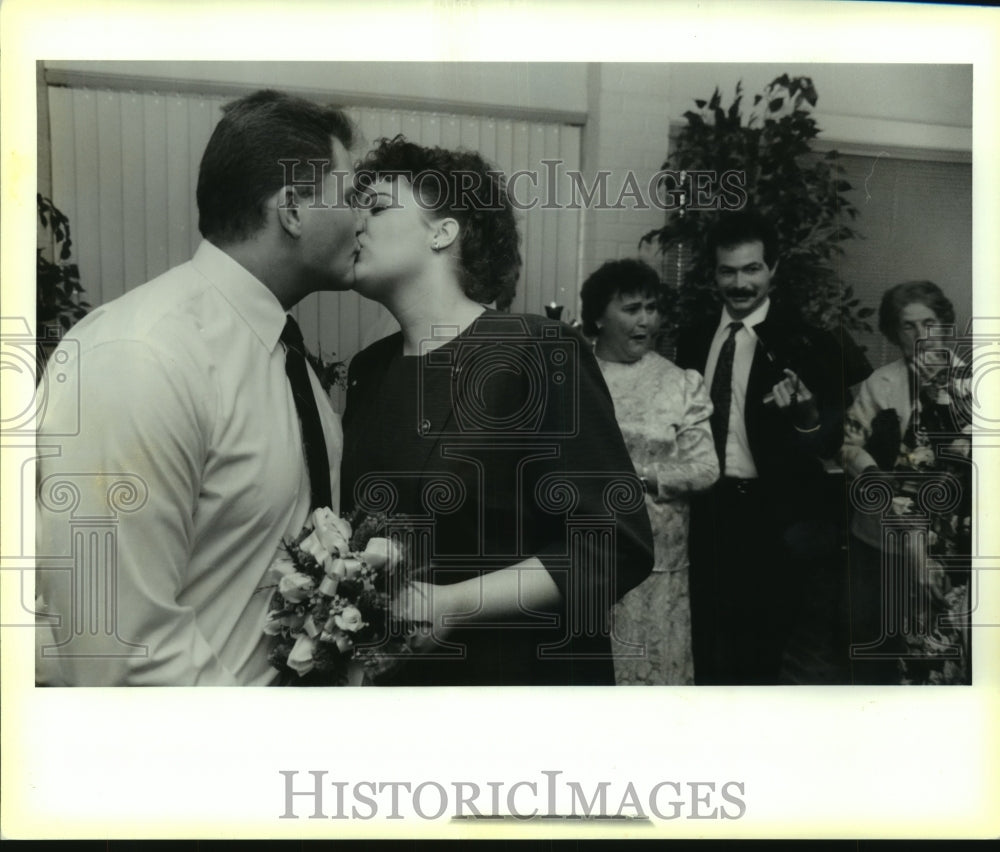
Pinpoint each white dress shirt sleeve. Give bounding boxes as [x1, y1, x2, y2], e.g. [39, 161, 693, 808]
[37, 338, 238, 686]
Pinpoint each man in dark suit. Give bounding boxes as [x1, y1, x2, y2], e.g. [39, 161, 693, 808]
[676, 211, 846, 685]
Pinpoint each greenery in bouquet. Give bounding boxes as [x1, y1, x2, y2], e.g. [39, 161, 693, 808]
[263, 507, 415, 685]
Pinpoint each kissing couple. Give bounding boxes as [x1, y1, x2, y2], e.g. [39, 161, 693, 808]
[36, 89, 653, 687]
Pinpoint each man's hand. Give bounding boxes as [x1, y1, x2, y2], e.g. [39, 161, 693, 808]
[771, 368, 811, 408]
[771, 368, 820, 430]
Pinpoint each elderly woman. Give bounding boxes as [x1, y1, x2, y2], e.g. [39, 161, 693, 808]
[840, 280, 971, 685]
[340, 137, 654, 686]
[580, 259, 719, 685]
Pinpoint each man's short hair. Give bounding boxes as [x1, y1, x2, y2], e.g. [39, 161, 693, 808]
[197, 89, 355, 245]
[707, 210, 780, 269]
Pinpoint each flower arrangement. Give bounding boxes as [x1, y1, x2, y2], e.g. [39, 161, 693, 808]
[263, 507, 413, 685]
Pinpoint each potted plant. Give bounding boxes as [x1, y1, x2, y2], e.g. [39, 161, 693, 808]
[37, 194, 90, 364]
[642, 74, 873, 370]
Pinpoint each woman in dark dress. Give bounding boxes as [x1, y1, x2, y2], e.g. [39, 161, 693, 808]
[340, 136, 654, 686]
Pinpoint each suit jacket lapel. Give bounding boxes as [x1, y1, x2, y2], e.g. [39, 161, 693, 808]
[748, 310, 791, 405]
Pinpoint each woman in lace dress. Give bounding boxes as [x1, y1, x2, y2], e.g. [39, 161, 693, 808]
[580, 259, 719, 685]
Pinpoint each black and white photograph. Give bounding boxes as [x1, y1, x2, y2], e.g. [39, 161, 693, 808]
[2, 0, 998, 841]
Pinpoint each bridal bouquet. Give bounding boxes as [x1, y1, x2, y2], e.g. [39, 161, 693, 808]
[263, 507, 413, 685]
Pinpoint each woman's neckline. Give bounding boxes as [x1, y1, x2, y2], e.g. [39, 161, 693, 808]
[396, 306, 495, 359]
[596, 350, 649, 368]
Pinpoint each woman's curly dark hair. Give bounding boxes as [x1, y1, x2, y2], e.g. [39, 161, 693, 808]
[579, 258, 664, 338]
[357, 135, 521, 310]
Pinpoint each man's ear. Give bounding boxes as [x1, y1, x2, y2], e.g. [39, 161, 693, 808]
[769, 258, 780, 277]
[274, 185, 305, 238]
[430, 217, 460, 251]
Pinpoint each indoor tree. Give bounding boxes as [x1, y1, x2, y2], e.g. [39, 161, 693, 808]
[642, 73, 874, 352]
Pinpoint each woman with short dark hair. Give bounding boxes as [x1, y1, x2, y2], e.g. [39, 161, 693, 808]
[580, 258, 719, 685]
[339, 137, 654, 686]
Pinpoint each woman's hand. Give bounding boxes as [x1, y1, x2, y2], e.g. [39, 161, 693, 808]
[390, 560, 561, 652]
[637, 466, 681, 501]
[391, 581, 453, 654]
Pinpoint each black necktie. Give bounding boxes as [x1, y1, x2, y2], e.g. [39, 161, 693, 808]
[281, 316, 332, 510]
[710, 321, 743, 475]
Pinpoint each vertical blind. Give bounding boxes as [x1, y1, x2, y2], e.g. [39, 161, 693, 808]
[46, 86, 583, 400]
[835, 153, 972, 369]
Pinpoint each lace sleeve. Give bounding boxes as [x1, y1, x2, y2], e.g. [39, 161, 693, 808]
[648, 368, 720, 499]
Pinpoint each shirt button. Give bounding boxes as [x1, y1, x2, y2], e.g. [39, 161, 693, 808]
[418, 419, 431, 435]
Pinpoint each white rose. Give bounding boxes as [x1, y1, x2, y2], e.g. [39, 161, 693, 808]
[278, 572, 315, 604]
[334, 606, 367, 633]
[360, 537, 403, 572]
[311, 507, 349, 556]
[267, 553, 297, 583]
[311, 507, 338, 529]
[332, 514, 353, 541]
[263, 611, 284, 636]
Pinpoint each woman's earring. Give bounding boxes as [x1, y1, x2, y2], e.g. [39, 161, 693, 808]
[432, 240, 439, 251]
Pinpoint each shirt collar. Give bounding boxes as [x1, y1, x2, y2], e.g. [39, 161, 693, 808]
[716, 297, 771, 338]
[190, 240, 287, 352]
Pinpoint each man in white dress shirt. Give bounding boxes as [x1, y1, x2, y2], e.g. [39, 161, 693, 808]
[36, 90, 358, 685]
[676, 211, 848, 684]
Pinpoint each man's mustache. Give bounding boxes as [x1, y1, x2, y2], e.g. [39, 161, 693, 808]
[724, 288, 758, 298]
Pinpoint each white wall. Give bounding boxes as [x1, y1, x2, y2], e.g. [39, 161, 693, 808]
[663, 63, 971, 128]
[661, 62, 971, 158]
[43, 60, 972, 151]
[43, 60, 590, 117]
